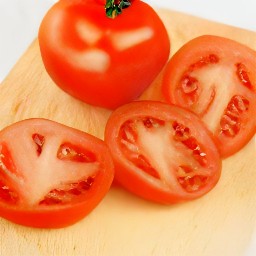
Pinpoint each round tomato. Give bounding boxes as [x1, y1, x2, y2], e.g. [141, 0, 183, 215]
[0, 118, 114, 228]
[104, 101, 221, 204]
[162, 35, 256, 157]
[38, 0, 170, 109]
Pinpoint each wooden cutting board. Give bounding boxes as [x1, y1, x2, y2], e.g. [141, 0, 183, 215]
[1, 8, 256, 256]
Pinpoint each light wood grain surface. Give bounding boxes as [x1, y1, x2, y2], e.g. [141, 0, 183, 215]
[0, 8, 256, 256]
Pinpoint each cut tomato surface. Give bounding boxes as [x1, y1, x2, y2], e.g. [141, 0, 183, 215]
[38, 0, 170, 109]
[0, 119, 114, 228]
[162, 35, 256, 157]
[104, 101, 221, 204]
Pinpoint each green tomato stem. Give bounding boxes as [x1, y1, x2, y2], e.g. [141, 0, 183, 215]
[105, 0, 131, 19]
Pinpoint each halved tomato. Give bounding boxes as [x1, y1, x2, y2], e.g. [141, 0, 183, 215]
[104, 101, 221, 204]
[162, 35, 256, 157]
[0, 118, 114, 228]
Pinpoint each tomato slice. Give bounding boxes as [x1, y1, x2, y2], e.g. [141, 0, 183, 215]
[0, 119, 114, 228]
[162, 35, 256, 157]
[104, 101, 221, 204]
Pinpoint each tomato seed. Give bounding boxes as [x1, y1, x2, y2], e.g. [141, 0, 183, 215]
[57, 143, 96, 163]
[39, 192, 63, 205]
[40, 176, 95, 205]
[189, 54, 219, 70]
[120, 120, 160, 179]
[193, 149, 207, 166]
[182, 137, 199, 151]
[78, 177, 95, 190]
[120, 122, 137, 143]
[32, 133, 45, 156]
[142, 117, 165, 128]
[236, 63, 253, 90]
[220, 116, 240, 137]
[177, 167, 207, 192]
[0, 180, 19, 204]
[68, 188, 82, 196]
[134, 154, 160, 179]
[178, 54, 219, 107]
[220, 95, 249, 137]
[173, 122, 208, 166]
[172, 121, 190, 141]
[181, 75, 198, 94]
[233, 95, 249, 112]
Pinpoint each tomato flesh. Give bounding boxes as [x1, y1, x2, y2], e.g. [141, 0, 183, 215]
[120, 117, 210, 193]
[0, 119, 114, 228]
[105, 101, 221, 204]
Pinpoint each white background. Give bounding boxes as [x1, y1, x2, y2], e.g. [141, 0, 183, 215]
[0, 0, 255, 255]
[0, 0, 256, 82]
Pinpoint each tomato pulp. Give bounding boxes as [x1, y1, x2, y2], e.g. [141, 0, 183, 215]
[0, 119, 114, 228]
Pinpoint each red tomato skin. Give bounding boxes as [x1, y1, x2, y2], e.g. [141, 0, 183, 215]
[104, 101, 222, 204]
[0, 119, 114, 228]
[162, 35, 256, 157]
[39, 0, 170, 109]
[0, 201, 97, 229]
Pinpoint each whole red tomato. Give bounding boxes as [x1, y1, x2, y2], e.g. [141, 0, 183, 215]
[39, 0, 170, 109]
